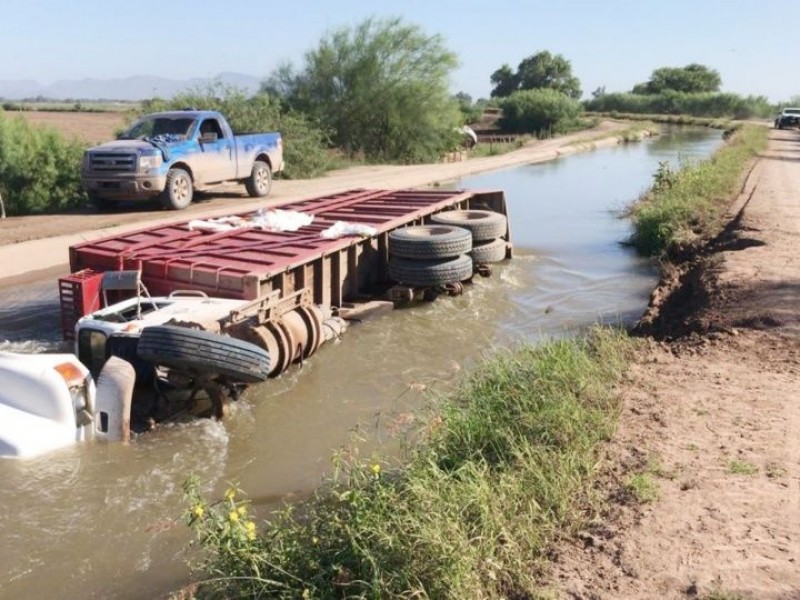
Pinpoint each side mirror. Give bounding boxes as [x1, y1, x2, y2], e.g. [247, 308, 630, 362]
[199, 132, 218, 143]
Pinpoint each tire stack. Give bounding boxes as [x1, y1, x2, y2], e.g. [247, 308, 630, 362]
[429, 210, 508, 266]
[387, 225, 474, 288]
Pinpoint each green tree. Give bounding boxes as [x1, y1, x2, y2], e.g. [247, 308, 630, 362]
[489, 64, 517, 98]
[268, 17, 461, 163]
[633, 64, 722, 94]
[490, 51, 581, 99]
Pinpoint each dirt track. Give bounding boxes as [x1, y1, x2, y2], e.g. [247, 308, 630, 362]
[552, 129, 800, 599]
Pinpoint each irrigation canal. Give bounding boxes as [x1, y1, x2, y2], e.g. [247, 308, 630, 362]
[0, 126, 722, 600]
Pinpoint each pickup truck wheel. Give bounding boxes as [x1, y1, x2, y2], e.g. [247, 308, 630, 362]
[161, 168, 193, 210]
[245, 160, 272, 197]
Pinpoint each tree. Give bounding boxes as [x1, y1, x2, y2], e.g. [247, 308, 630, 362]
[490, 51, 581, 99]
[490, 64, 517, 98]
[267, 17, 461, 163]
[632, 64, 722, 95]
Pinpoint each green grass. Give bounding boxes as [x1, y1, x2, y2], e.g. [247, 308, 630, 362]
[728, 460, 758, 476]
[182, 328, 636, 599]
[626, 473, 660, 503]
[627, 124, 768, 257]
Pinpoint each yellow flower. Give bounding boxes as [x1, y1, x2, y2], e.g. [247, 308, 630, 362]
[229, 510, 239, 523]
[192, 505, 204, 518]
[247, 531, 257, 541]
[237, 505, 247, 516]
[312, 536, 319, 545]
[224, 488, 236, 501]
[371, 463, 381, 475]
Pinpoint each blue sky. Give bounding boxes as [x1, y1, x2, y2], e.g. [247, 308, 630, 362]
[2, 0, 798, 101]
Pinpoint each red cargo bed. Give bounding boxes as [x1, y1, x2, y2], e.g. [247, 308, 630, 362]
[69, 188, 509, 304]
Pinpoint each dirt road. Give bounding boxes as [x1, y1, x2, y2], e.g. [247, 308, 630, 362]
[552, 129, 800, 599]
[0, 121, 630, 285]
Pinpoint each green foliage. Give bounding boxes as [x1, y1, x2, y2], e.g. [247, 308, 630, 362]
[585, 91, 774, 119]
[453, 92, 483, 124]
[499, 88, 583, 135]
[183, 328, 635, 599]
[632, 63, 722, 95]
[267, 17, 462, 163]
[491, 51, 581, 99]
[0, 110, 87, 215]
[629, 125, 768, 256]
[140, 83, 331, 179]
[626, 473, 660, 503]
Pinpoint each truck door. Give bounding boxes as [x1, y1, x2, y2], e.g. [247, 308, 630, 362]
[195, 118, 237, 183]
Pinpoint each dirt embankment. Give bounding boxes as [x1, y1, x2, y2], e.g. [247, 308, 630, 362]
[551, 129, 800, 599]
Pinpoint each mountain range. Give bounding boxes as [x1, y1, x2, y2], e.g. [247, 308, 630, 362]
[0, 72, 262, 102]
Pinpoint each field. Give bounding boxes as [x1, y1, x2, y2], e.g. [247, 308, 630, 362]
[7, 110, 129, 144]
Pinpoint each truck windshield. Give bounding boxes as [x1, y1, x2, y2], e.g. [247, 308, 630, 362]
[120, 116, 196, 140]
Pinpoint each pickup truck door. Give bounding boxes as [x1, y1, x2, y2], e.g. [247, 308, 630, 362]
[194, 118, 237, 184]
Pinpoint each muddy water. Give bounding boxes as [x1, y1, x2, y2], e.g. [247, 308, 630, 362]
[0, 127, 722, 599]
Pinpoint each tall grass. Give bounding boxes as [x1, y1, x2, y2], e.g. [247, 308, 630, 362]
[628, 124, 768, 256]
[182, 328, 634, 598]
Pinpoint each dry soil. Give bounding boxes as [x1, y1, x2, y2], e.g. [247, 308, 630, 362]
[550, 128, 800, 600]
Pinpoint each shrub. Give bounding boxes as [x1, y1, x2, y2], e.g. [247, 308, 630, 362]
[0, 110, 87, 215]
[499, 89, 582, 136]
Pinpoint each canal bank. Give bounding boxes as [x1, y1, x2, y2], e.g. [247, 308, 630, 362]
[550, 128, 800, 598]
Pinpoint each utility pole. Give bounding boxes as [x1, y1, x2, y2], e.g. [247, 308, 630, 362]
[0, 191, 5, 219]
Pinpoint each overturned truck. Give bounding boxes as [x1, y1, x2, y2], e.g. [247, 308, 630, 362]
[54, 188, 512, 444]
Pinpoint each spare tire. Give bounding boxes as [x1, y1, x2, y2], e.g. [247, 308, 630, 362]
[429, 210, 507, 242]
[389, 255, 473, 287]
[137, 326, 270, 383]
[388, 225, 472, 260]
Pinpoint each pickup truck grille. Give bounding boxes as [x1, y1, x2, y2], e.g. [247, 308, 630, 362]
[88, 152, 137, 173]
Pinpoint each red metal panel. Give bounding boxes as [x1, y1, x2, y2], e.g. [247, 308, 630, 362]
[69, 188, 492, 300]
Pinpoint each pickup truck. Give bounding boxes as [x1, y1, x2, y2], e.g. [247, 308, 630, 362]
[774, 107, 800, 130]
[81, 110, 284, 210]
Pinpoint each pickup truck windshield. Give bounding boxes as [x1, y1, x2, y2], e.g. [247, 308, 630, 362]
[120, 116, 196, 140]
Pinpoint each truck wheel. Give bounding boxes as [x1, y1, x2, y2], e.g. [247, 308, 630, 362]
[245, 161, 272, 197]
[469, 238, 507, 264]
[388, 225, 472, 260]
[137, 325, 271, 383]
[388, 255, 474, 287]
[161, 168, 193, 210]
[430, 210, 507, 242]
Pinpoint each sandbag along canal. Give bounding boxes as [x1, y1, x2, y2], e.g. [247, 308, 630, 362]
[0, 127, 723, 600]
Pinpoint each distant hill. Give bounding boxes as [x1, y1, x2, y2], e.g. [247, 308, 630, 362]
[0, 72, 262, 102]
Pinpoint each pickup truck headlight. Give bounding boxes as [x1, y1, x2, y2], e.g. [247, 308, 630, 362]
[138, 154, 163, 170]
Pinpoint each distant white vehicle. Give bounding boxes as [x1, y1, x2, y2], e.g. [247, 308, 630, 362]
[774, 107, 800, 129]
